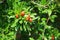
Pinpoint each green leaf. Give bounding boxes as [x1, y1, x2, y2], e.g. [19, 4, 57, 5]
[42, 9, 48, 13]
[50, 15, 57, 22]
[29, 37, 34, 40]
[15, 0, 19, 2]
[8, 32, 14, 36]
[41, 21, 46, 25]
[23, 25, 27, 31]
[8, 15, 15, 19]
[8, 10, 13, 15]
[11, 19, 19, 27]
[41, 18, 47, 21]
[37, 35, 42, 40]
[19, 20, 23, 24]
[41, 0, 46, 5]
[45, 25, 52, 29]
[44, 37, 47, 40]
[20, 26, 23, 31]
[47, 9, 52, 16]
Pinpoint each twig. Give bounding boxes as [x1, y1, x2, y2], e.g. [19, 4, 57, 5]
[42, 15, 51, 40]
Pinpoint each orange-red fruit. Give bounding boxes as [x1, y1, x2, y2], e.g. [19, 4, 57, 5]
[21, 11, 25, 16]
[26, 17, 29, 21]
[26, 14, 32, 22]
[29, 18, 32, 22]
[26, 14, 30, 21]
[16, 14, 19, 18]
[52, 35, 54, 40]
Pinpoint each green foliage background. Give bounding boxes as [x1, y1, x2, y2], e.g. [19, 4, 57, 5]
[0, 0, 60, 40]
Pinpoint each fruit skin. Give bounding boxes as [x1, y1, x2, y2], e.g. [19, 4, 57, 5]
[20, 11, 25, 16]
[52, 35, 55, 40]
[16, 14, 19, 18]
[29, 18, 32, 22]
[26, 17, 29, 21]
[26, 14, 32, 22]
[26, 14, 30, 21]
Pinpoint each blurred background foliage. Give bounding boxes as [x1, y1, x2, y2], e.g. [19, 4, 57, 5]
[0, 0, 60, 40]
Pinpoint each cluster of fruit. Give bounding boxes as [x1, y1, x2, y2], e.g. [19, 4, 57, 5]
[15, 11, 32, 22]
[15, 11, 55, 40]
